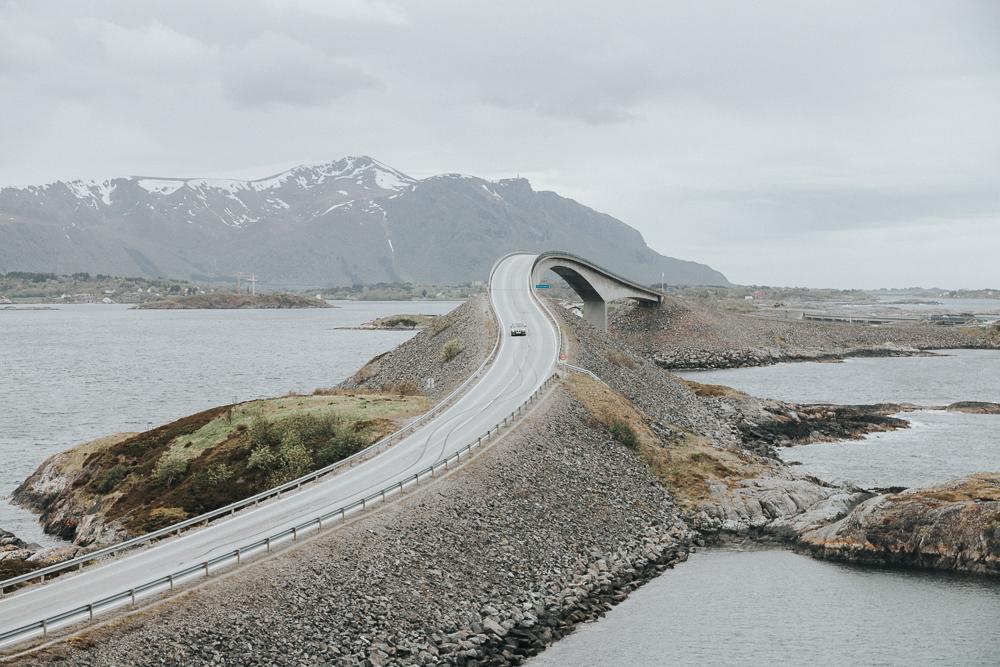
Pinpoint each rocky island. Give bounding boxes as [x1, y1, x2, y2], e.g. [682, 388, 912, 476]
[135, 293, 332, 309]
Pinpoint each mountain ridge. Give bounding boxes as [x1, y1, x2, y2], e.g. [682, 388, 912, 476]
[0, 156, 729, 288]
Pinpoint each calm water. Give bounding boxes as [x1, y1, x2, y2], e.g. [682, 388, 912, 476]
[532, 548, 1000, 667]
[782, 410, 1000, 489]
[530, 350, 1000, 665]
[677, 349, 1000, 405]
[678, 349, 1000, 488]
[0, 301, 459, 545]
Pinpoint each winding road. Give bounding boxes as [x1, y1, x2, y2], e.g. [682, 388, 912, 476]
[0, 252, 561, 648]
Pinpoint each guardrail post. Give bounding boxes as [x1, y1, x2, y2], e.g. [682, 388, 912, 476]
[130, 588, 136, 607]
[340, 507, 346, 520]
[381, 489, 386, 503]
[266, 536, 271, 553]
[89, 604, 94, 621]
[318, 516, 323, 529]
[236, 548, 241, 565]
[293, 526, 298, 541]
[203, 562, 209, 577]
[362, 498, 367, 510]
[169, 575, 174, 591]
[42, 619, 47, 638]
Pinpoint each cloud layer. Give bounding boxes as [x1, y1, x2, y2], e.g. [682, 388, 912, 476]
[1, 0, 997, 287]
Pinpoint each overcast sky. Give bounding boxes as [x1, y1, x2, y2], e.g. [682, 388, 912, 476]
[2, 1, 998, 288]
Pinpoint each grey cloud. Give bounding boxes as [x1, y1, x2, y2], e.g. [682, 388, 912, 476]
[0, 0, 998, 287]
[219, 33, 378, 108]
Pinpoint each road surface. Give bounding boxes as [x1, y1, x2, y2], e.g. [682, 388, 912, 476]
[0, 252, 559, 645]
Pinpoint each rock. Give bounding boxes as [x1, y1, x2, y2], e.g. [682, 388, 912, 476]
[798, 474, 1000, 575]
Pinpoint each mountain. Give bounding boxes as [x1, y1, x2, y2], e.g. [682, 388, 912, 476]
[0, 157, 729, 287]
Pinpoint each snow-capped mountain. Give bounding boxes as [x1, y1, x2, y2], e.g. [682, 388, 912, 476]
[0, 156, 728, 287]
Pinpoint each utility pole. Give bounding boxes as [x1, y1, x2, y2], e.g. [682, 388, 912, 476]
[249, 273, 257, 296]
[235, 272, 242, 294]
[661, 272, 665, 292]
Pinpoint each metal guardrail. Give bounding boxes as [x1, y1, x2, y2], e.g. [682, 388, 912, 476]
[0, 253, 518, 597]
[0, 372, 560, 648]
[0, 250, 564, 649]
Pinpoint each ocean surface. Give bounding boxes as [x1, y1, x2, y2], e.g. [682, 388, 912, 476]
[677, 348, 1000, 405]
[531, 548, 1000, 667]
[678, 349, 1000, 488]
[531, 351, 1000, 665]
[0, 300, 459, 546]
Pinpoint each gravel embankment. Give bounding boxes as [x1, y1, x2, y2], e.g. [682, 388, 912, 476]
[611, 298, 996, 369]
[21, 390, 691, 666]
[544, 299, 739, 446]
[342, 296, 496, 396]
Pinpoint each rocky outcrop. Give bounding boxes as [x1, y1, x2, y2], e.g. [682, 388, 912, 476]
[947, 401, 1000, 414]
[610, 298, 995, 370]
[12, 433, 133, 547]
[689, 463, 873, 541]
[798, 474, 1000, 575]
[735, 401, 911, 449]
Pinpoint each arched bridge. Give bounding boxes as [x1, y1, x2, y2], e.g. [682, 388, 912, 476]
[531, 251, 663, 331]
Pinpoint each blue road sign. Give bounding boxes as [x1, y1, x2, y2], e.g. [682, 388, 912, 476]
[534, 284, 550, 289]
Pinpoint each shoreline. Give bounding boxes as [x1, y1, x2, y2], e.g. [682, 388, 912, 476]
[3, 297, 999, 664]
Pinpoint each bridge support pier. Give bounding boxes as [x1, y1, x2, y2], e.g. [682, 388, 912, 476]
[582, 299, 607, 331]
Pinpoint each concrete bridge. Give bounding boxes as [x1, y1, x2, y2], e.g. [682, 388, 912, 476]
[531, 251, 663, 331]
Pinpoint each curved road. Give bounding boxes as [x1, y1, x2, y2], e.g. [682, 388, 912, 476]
[0, 252, 559, 646]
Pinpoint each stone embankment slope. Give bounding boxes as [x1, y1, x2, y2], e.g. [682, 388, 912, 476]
[611, 298, 995, 369]
[342, 295, 495, 397]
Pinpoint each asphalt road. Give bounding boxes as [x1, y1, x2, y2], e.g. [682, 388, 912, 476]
[0, 252, 559, 644]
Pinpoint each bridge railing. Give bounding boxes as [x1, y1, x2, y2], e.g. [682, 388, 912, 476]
[534, 250, 665, 302]
[0, 254, 515, 597]
[0, 371, 560, 649]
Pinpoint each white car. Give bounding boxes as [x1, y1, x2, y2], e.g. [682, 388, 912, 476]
[510, 321, 527, 336]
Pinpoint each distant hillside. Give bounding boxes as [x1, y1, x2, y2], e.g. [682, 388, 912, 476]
[0, 156, 729, 288]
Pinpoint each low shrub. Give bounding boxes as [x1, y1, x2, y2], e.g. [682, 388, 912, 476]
[154, 453, 189, 488]
[384, 316, 419, 328]
[430, 316, 453, 336]
[96, 464, 129, 494]
[608, 419, 639, 449]
[441, 338, 464, 362]
[202, 463, 234, 485]
[395, 379, 420, 396]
